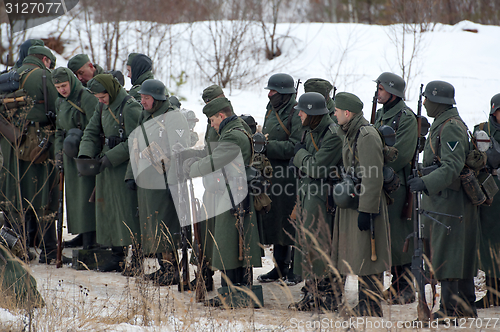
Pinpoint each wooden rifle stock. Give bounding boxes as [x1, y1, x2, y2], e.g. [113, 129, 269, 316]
[189, 178, 205, 302]
[56, 168, 64, 268]
[370, 88, 378, 124]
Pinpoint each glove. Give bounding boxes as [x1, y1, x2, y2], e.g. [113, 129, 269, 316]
[55, 151, 63, 168]
[182, 157, 200, 179]
[125, 179, 137, 191]
[171, 142, 185, 154]
[99, 155, 112, 173]
[357, 212, 373, 232]
[294, 142, 306, 155]
[407, 176, 426, 193]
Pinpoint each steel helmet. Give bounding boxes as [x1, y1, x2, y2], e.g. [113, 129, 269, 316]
[137, 79, 167, 101]
[264, 73, 296, 94]
[375, 72, 406, 99]
[423, 80, 456, 105]
[294, 92, 328, 115]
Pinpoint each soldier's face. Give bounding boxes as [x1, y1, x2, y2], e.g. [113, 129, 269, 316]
[141, 94, 154, 110]
[494, 110, 500, 123]
[334, 107, 349, 125]
[298, 110, 308, 124]
[377, 84, 392, 104]
[94, 92, 110, 105]
[127, 65, 132, 78]
[75, 63, 95, 85]
[209, 113, 224, 132]
[42, 56, 52, 69]
[54, 81, 71, 98]
[268, 90, 278, 98]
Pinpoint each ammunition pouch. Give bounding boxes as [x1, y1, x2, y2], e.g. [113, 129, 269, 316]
[383, 166, 400, 194]
[460, 168, 486, 205]
[18, 124, 51, 163]
[477, 172, 499, 206]
[105, 135, 126, 149]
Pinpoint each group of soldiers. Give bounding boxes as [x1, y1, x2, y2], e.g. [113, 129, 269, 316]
[0, 39, 498, 319]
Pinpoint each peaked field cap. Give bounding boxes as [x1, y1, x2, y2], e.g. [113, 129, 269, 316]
[335, 92, 363, 113]
[203, 97, 231, 118]
[202, 84, 223, 103]
[304, 78, 333, 99]
[68, 54, 90, 72]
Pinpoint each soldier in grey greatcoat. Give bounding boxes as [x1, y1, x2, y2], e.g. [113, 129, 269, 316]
[408, 81, 479, 318]
[332, 92, 391, 317]
[373, 72, 418, 304]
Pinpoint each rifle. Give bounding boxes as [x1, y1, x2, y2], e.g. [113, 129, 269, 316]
[189, 178, 205, 301]
[370, 213, 377, 261]
[56, 166, 64, 268]
[295, 79, 301, 94]
[173, 147, 191, 292]
[406, 84, 432, 321]
[370, 87, 378, 124]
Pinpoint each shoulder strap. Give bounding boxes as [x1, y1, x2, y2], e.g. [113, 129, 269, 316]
[350, 124, 369, 169]
[19, 67, 40, 89]
[228, 127, 255, 166]
[429, 117, 467, 163]
[274, 109, 291, 137]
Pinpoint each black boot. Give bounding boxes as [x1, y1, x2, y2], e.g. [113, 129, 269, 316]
[145, 252, 180, 286]
[63, 234, 83, 248]
[319, 275, 344, 311]
[457, 278, 477, 317]
[98, 246, 125, 272]
[476, 277, 500, 308]
[434, 279, 459, 320]
[38, 220, 71, 265]
[190, 264, 214, 292]
[122, 244, 144, 277]
[82, 231, 98, 250]
[289, 278, 322, 311]
[386, 264, 416, 304]
[352, 274, 384, 317]
[257, 244, 289, 282]
[285, 246, 303, 286]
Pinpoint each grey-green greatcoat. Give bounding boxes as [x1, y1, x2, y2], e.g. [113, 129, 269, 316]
[293, 115, 342, 278]
[125, 100, 190, 255]
[332, 114, 391, 276]
[79, 89, 141, 246]
[473, 118, 500, 278]
[261, 95, 303, 246]
[0, 244, 44, 308]
[374, 100, 417, 266]
[129, 71, 154, 102]
[2, 56, 59, 216]
[189, 116, 262, 271]
[420, 107, 479, 280]
[54, 68, 98, 234]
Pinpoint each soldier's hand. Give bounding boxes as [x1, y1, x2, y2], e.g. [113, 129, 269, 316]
[171, 142, 185, 154]
[182, 157, 200, 179]
[99, 155, 112, 173]
[55, 151, 63, 168]
[407, 176, 426, 193]
[294, 142, 306, 154]
[357, 212, 373, 231]
[125, 179, 137, 191]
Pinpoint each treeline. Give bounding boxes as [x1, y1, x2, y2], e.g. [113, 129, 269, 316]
[84, 0, 500, 26]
